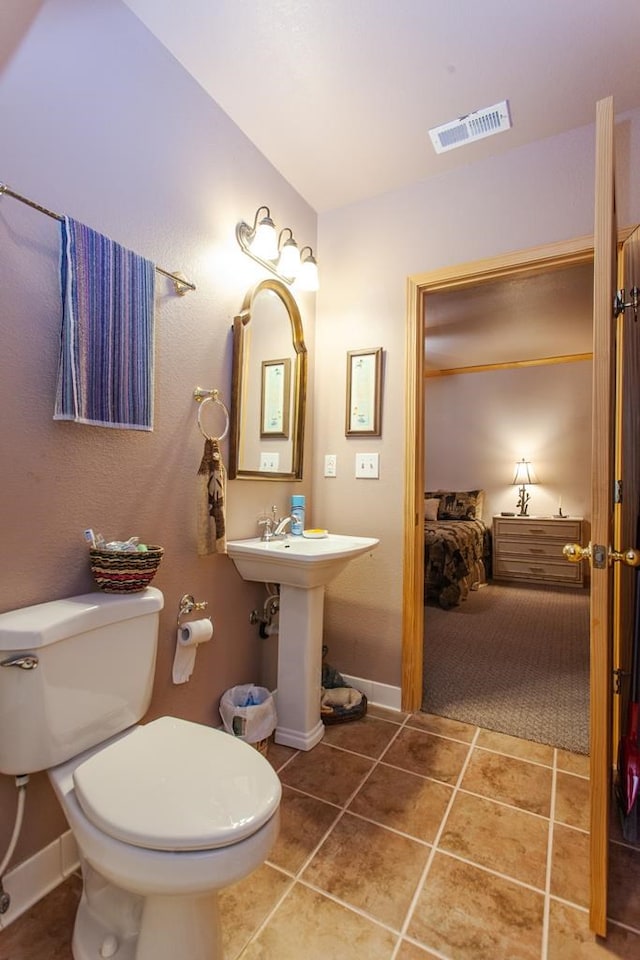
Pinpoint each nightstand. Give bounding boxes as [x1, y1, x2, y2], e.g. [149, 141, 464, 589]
[492, 516, 585, 587]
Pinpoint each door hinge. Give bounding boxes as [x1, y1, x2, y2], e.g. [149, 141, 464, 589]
[615, 479, 623, 504]
[613, 668, 630, 695]
[614, 287, 639, 320]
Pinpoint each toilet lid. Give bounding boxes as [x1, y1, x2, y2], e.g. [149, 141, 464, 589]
[72, 717, 281, 851]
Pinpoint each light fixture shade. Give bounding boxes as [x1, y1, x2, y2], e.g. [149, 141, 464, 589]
[278, 237, 301, 279]
[512, 459, 538, 485]
[297, 248, 319, 291]
[250, 213, 278, 260]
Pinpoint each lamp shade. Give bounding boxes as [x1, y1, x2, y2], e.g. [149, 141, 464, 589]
[278, 237, 301, 279]
[297, 248, 319, 291]
[250, 213, 278, 260]
[512, 459, 538, 485]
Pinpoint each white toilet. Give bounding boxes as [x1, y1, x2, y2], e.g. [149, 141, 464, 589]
[0, 587, 281, 960]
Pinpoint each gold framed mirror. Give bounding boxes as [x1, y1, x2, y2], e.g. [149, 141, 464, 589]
[229, 278, 307, 480]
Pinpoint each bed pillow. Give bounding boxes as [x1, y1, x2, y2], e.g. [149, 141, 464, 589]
[424, 497, 440, 521]
[437, 489, 484, 521]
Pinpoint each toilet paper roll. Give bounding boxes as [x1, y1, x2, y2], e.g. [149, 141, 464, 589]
[172, 618, 213, 685]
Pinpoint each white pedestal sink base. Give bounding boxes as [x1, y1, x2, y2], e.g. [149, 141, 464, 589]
[274, 583, 326, 751]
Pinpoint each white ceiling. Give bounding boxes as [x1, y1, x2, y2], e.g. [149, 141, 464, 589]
[122, 0, 640, 212]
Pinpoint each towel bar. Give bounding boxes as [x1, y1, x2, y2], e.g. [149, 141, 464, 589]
[0, 182, 196, 295]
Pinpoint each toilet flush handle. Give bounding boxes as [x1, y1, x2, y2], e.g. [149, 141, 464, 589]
[1, 654, 39, 670]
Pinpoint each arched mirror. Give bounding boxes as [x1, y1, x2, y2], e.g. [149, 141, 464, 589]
[229, 278, 307, 480]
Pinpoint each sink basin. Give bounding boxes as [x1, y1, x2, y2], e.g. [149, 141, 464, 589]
[226, 534, 379, 588]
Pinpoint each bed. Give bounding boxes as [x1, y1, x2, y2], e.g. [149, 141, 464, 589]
[424, 490, 491, 609]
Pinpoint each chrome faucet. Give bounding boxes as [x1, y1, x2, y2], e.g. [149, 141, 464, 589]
[258, 507, 294, 541]
[273, 515, 294, 538]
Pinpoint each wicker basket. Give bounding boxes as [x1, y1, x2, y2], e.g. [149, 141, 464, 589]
[89, 546, 164, 593]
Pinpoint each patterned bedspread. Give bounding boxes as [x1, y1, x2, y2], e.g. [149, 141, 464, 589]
[424, 519, 491, 609]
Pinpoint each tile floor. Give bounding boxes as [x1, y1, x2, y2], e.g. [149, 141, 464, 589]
[3, 706, 640, 959]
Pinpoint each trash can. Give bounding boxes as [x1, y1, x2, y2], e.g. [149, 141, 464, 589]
[219, 684, 277, 755]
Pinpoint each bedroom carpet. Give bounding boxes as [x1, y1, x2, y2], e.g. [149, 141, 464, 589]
[422, 582, 590, 755]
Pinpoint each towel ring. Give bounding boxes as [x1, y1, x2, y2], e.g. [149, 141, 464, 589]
[194, 387, 230, 442]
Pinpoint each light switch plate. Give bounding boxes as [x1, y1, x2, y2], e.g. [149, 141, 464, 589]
[324, 454, 337, 477]
[355, 453, 379, 478]
[259, 452, 280, 472]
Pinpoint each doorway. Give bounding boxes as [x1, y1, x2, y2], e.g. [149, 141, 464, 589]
[419, 259, 593, 752]
[402, 234, 598, 713]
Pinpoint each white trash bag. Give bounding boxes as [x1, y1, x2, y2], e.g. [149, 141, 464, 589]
[219, 684, 277, 743]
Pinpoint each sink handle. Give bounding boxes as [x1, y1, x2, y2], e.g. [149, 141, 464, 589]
[258, 517, 275, 541]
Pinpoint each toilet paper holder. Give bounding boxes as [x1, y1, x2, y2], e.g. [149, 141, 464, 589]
[177, 593, 210, 627]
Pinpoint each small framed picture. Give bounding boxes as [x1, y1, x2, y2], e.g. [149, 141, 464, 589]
[345, 347, 383, 436]
[260, 358, 291, 438]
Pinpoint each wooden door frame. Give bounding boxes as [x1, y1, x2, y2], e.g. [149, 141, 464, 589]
[402, 234, 600, 712]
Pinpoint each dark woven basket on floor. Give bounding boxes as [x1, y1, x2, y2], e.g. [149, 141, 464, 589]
[89, 546, 164, 593]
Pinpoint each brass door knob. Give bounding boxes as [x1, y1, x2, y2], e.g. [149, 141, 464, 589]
[610, 547, 640, 567]
[563, 543, 640, 567]
[563, 543, 590, 563]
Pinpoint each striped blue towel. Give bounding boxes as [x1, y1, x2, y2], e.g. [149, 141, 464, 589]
[54, 217, 156, 430]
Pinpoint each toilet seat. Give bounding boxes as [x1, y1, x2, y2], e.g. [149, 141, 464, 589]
[72, 716, 280, 851]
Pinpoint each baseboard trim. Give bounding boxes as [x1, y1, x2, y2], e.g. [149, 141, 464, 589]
[0, 830, 79, 929]
[341, 674, 402, 711]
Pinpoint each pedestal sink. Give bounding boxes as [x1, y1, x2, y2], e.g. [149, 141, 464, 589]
[226, 534, 379, 750]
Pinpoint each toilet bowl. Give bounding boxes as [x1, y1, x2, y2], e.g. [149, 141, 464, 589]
[49, 717, 280, 960]
[0, 588, 281, 960]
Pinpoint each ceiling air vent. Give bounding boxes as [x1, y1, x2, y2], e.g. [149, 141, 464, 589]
[429, 100, 512, 154]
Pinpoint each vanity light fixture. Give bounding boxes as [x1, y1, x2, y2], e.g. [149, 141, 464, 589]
[236, 206, 319, 290]
[512, 458, 538, 516]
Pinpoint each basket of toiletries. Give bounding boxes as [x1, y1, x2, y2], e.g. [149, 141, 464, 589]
[86, 530, 163, 593]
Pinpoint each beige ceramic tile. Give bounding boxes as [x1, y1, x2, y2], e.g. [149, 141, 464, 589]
[607, 839, 640, 930]
[0, 873, 80, 960]
[550, 823, 590, 908]
[475, 728, 554, 766]
[348, 762, 453, 843]
[461, 748, 552, 816]
[555, 771, 590, 831]
[547, 900, 640, 959]
[301, 812, 430, 931]
[405, 712, 477, 743]
[278, 742, 374, 806]
[438, 791, 549, 888]
[395, 940, 443, 959]
[239, 882, 397, 959]
[267, 786, 340, 874]
[321, 714, 399, 758]
[408, 852, 544, 960]
[220, 863, 292, 959]
[266, 740, 298, 771]
[383, 727, 470, 784]
[556, 748, 590, 777]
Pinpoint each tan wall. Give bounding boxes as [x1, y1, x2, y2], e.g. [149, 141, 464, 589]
[0, 0, 315, 867]
[425, 362, 593, 523]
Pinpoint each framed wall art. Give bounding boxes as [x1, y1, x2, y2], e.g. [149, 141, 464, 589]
[345, 347, 383, 436]
[260, 357, 291, 438]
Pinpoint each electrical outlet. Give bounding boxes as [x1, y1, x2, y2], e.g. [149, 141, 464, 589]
[355, 453, 379, 478]
[324, 454, 337, 477]
[259, 452, 280, 472]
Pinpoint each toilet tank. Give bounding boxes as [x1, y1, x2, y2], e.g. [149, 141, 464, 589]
[0, 587, 164, 775]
